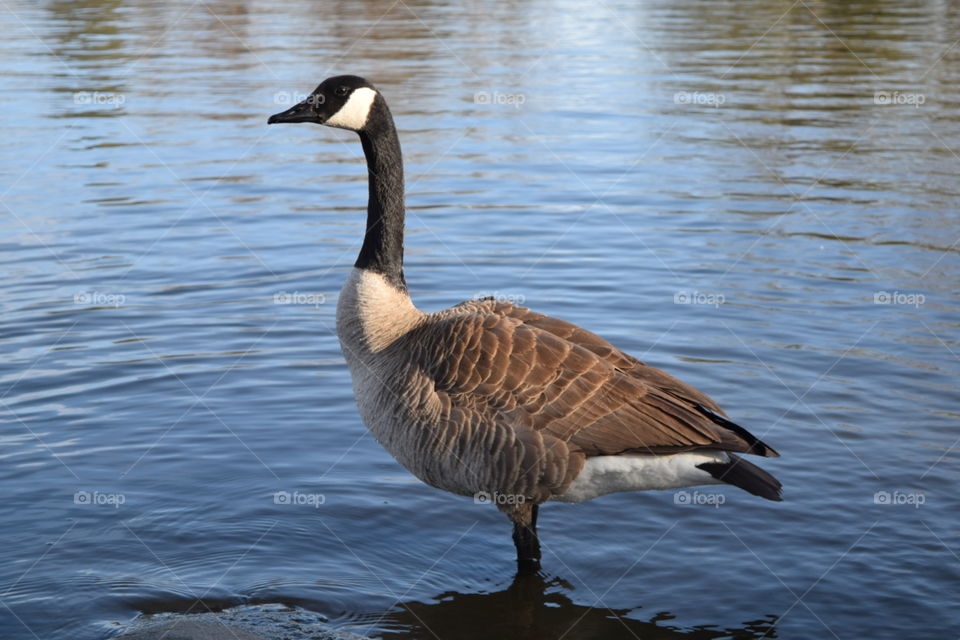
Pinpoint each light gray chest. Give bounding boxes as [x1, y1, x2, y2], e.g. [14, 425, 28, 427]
[335, 269, 429, 454]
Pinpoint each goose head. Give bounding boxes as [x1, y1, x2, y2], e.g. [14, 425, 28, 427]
[268, 75, 380, 132]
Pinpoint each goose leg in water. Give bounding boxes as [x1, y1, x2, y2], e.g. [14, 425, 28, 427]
[511, 503, 541, 572]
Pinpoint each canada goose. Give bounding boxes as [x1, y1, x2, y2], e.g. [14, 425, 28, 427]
[268, 76, 781, 572]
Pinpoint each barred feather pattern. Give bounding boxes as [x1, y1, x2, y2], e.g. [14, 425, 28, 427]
[336, 271, 778, 506]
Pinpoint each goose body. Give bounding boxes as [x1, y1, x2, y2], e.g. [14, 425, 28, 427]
[269, 76, 781, 571]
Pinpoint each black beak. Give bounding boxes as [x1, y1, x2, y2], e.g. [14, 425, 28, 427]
[268, 99, 318, 125]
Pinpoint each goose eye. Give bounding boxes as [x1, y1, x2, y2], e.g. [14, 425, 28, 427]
[335, 86, 350, 97]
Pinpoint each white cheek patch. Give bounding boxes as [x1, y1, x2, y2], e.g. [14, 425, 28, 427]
[325, 87, 378, 131]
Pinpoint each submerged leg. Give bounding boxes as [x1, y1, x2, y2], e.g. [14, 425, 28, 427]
[510, 503, 541, 573]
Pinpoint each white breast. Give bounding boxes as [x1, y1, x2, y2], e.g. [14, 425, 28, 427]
[552, 451, 727, 503]
[335, 268, 427, 451]
[336, 268, 423, 354]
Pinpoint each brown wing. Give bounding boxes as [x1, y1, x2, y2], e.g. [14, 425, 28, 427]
[445, 299, 729, 418]
[419, 304, 778, 459]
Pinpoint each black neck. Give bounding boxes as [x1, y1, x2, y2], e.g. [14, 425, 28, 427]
[354, 97, 406, 291]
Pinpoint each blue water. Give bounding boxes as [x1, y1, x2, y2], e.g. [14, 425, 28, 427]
[1, 1, 958, 638]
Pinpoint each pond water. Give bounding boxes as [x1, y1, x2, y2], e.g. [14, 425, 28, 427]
[1, 0, 958, 638]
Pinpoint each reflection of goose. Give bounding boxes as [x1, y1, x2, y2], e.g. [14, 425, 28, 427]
[268, 75, 782, 572]
[374, 572, 779, 639]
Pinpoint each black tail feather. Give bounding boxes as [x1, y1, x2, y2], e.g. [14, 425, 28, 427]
[697, 453, 783, 501]
[694, 403, 780, 458]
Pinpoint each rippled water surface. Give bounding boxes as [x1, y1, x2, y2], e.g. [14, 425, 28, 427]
[2, 1, 959, 638]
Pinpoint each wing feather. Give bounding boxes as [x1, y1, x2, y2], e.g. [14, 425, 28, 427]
[415, 301, 778, 462]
